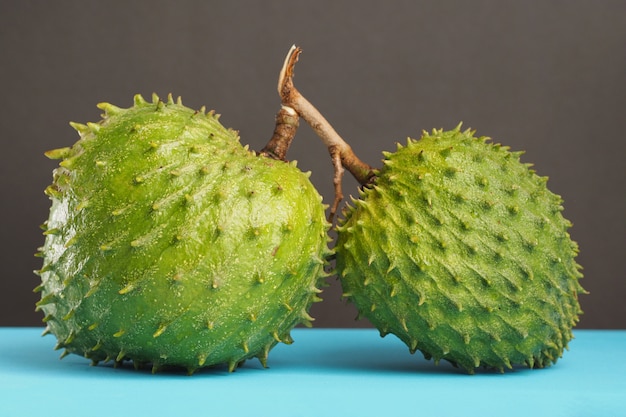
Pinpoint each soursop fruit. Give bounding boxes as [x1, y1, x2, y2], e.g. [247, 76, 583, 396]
[336, 125, 584, 373]
[35, 93, 331, 373]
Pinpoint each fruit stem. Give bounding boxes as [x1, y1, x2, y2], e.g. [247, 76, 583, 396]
[259, 105, 300, 161]
[275, 45, 376, 219]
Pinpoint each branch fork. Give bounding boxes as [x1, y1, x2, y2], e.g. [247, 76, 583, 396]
[261, 45, 375, 222]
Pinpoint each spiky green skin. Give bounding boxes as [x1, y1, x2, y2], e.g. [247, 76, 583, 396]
[36, 94, 331, 373]
[336, 126, 584, 373]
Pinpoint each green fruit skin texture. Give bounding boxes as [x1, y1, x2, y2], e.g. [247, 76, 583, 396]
[336, 126, 585, 373]
[36, 94, 331, 373]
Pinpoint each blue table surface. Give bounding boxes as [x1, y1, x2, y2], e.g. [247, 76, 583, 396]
[0, 328, 624, 417]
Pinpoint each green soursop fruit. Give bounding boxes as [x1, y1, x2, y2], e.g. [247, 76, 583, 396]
[35, 93, 331, 373]
[336, 125, 584, 373]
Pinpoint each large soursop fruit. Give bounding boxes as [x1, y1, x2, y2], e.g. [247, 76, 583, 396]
[35, 93, 331, 373]
[336, 125, 584, 373]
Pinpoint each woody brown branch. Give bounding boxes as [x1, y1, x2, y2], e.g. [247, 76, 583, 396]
[278, 46, 376, 186]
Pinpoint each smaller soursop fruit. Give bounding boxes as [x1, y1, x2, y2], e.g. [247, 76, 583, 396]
[336, 125, 585, 373]
[35, 93, 332, 373]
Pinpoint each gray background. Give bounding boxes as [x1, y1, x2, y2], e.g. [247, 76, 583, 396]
[1, 1, 624, 328]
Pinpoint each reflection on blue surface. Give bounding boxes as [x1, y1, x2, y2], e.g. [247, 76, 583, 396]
[1, 328, 624, 416]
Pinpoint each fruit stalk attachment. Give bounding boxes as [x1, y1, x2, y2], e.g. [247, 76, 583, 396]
[260, 105, 300, 161]
[272, 45, 376, 220]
